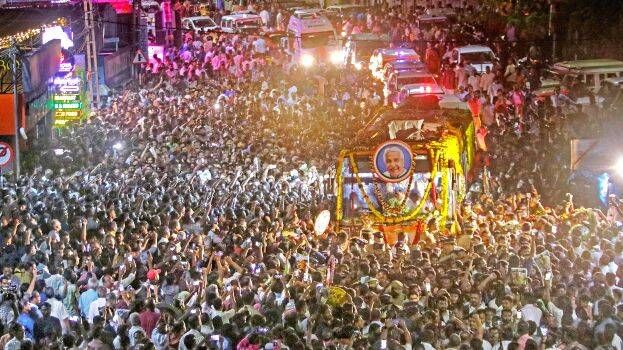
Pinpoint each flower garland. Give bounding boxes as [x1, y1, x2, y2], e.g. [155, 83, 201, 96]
[348, 149, 439, 224]
[439, 166, 450, 230]
[371, 173, 414, 217]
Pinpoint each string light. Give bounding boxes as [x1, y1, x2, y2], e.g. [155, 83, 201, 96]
[0, 17, 67, 49]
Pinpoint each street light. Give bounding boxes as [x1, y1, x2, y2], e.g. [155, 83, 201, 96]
[329, 50, 345, 65]
[300, 54, 315, 68]
[615, 157, 623, 176]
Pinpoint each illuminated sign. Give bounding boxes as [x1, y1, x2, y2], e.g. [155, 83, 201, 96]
[54, 102, 82, 109]
[59, 63, 73, 73]
[55, 110, 82, 119]
[52, 68, 85, 127]
[58, 85, 80, 93]
[53, 77, 81, 85]
[53, 94, 79, 102]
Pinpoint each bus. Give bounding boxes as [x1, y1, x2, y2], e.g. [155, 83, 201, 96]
[550, 59, 623, 94]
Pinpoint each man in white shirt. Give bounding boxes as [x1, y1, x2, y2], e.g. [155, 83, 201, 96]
[259, 6, 270, 26]
[520, 302, 543, 325]
[86, 287, 108, 324]
[480, 66, 495, 94]
[252, 37, 267, 55]
[44, 287, 70, 334]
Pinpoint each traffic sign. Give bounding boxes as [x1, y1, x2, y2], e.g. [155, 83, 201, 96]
[0, 142, 14, 167]
[133, 50, 147, 64]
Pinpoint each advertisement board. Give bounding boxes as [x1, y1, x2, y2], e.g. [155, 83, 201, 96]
[52, 54, 86, 127]
[21, 39, 62, 102]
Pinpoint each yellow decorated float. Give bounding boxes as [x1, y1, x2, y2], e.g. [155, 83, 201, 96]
[335, 104, 475, 244]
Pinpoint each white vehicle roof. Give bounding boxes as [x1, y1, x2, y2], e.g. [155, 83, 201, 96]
[232, 10, 257, 14]
[288, 11, 334, 34]
[221, 13, 262, 21]
[183, 16, 216, 21]
[455, 45, 494, 53]
[553, 59, 623, 70]
[605, 76, 623, 86]
[292, 8, 323, 16]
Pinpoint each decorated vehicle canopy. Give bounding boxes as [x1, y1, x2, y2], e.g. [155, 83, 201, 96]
[336, 106, 475, 243]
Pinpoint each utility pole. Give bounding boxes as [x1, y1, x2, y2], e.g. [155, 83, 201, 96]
[548, 0, 557, 62]
[11, 42, 20, 181]
[83, 0, 100, 109]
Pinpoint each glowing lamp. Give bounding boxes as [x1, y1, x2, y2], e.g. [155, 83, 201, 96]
[615, 157, 623, 176]
[300, 54, 315, 68]
[329, 50, 344, 65]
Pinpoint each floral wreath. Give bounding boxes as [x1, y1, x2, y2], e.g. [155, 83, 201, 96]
[348, 146, 438, 224]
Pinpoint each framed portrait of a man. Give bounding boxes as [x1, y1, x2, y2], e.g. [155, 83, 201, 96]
[372, 140, 413, 183]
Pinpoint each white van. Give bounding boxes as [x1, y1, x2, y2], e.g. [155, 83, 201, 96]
[219, 13, 263, 34]
[550, 59, 623, 94]
[182, 16, 219, 34]
[285, 9, 340, 66]
[452, 45, 497, 74]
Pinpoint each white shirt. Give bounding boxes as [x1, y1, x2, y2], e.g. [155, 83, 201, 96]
[492, 340, 511, 350]
[613, 333, 622, 350]
[422, 342, 436, 350]
[48, 297, 69, 333]
[253, 38, 267, 54]
[259, 10, 270, 26]
[87, 297, 107, 324]
[520, 303, 543, 325]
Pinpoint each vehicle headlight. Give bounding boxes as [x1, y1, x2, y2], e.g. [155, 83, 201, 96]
[329, 50, 344, 65]
[300, 54, 315, 67]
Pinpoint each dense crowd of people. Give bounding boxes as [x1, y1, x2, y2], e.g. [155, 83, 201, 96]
[0, 0, 622, 350]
